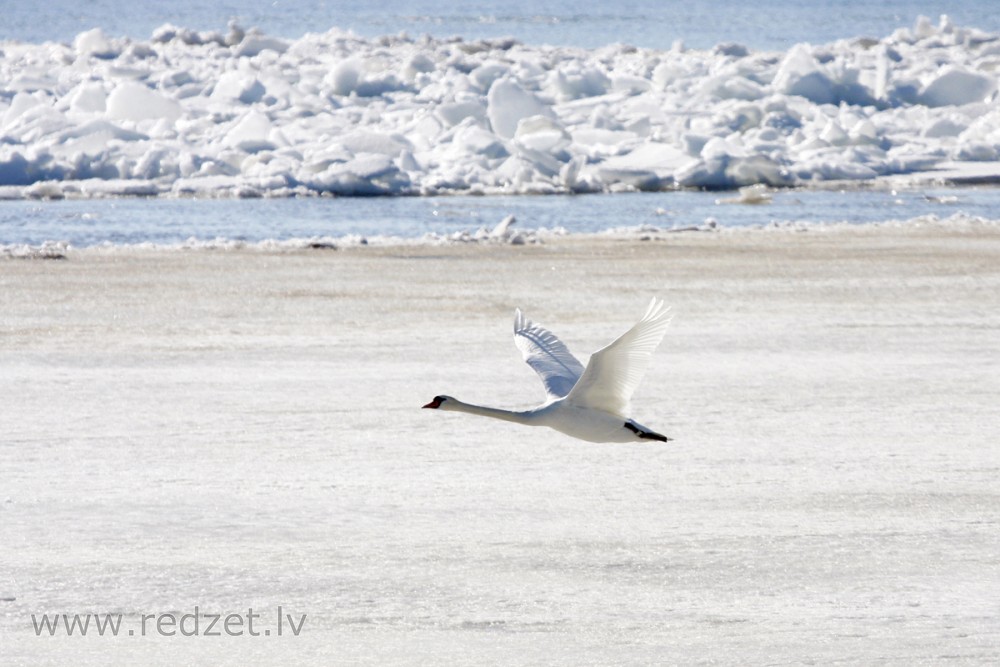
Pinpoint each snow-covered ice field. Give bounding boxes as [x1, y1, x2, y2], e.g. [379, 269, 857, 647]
[2, 221, 999, 664]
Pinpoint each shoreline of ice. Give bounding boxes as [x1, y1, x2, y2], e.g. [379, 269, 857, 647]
[3, 211, 996, 259]
[3, 15, 1000, 200]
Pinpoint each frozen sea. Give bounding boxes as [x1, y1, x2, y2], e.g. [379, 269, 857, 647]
[3, 2, 1000, 666]
[3, 224, 1000, 665]
[5, 2, 1000, 219]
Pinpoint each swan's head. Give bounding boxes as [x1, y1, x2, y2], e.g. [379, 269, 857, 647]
[422, 395, 454, 410]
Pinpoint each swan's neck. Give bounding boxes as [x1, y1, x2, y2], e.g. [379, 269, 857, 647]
[446, 398, 538, 425]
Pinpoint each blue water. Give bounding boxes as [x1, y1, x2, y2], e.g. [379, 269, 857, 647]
[5, 0, 998, 51]
[1, 188, 993, 247]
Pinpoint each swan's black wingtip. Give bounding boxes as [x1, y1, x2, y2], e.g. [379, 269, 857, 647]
[624, 422, 671, 442]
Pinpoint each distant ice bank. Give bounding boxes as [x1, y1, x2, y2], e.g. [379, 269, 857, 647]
[2, 15, 1000, 199]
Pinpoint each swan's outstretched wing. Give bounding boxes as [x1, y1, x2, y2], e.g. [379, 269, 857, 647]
[565, 298, 671, 417]
[514, 309, 586, 399]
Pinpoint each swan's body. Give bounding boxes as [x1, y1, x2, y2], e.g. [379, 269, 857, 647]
[423, 299, 672, 443]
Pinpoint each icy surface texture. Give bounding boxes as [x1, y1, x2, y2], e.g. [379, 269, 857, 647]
[2, 15, 999, 198]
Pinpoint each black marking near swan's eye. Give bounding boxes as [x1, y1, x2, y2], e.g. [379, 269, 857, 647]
[423, 396, 446, 409]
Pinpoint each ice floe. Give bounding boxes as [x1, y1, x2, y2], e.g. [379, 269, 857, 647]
[2, 15, 1000, 199]
[716, 183, 774, 205]
[1, 240, 70, 259]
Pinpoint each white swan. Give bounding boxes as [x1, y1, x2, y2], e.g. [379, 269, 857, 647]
[423, 298, 672, 443]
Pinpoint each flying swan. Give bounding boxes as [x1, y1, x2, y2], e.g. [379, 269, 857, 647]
[423, 298, 672, 443]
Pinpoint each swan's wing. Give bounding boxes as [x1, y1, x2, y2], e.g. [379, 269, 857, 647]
[513, 309, 586, 399]
[565, 298, 671, 417]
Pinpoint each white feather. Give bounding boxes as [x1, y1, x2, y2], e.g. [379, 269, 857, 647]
[565, 298, 672, 417]
[513, 308, 586, 399]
